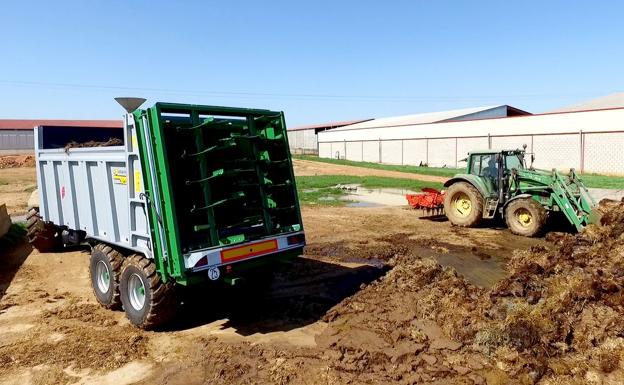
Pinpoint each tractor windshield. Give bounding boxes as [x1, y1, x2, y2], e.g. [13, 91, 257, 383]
[505, 154, 524, 171]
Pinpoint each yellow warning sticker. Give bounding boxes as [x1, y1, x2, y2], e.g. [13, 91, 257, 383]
[112, 168, 127, 185]
[134, 170, 142, 193]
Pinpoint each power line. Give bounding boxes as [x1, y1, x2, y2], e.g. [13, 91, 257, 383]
[0, 79, 598, 103]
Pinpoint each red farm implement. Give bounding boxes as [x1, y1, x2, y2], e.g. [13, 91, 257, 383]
[406, 188, 445, 216]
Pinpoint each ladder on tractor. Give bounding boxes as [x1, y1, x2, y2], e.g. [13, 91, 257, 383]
[483, 198, 499, 219]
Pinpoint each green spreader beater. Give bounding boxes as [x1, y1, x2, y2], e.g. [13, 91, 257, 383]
[28, 98, 306, 328]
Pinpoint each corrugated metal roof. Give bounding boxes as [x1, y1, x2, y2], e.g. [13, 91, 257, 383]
[288, 119, 372, 131]
[548, 92, 624, 113]
[0, 119, 122, 130]
[331, 105, 524, 131]
[318, 107, 624, 142]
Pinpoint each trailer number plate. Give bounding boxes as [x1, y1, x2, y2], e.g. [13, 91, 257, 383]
[220, 239, 278, 262]
[207, 267, 220, 281]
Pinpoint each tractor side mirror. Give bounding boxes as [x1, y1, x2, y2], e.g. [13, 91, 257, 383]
[530, 154, 535, 169]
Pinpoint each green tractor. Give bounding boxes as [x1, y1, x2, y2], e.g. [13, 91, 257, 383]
[443, 147, 596, 237]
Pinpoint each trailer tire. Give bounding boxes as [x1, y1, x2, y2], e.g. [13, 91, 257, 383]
[120, 254, 176, 330]
[90, 244, 123, 310]
[443, 182, 484, 227]
[26, 208, 62, 252]
[505, 198, 547, 237]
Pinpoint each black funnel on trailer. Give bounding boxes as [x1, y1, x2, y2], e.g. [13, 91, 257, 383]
[115, 97, 146, 113]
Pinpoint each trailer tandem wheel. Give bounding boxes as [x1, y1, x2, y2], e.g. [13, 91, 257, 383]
[119, 254, 177, 329]
[26, 207, 62, 252]
[89, 244, 124, 310]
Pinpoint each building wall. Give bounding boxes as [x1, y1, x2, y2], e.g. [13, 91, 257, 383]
[287, 128, 318, 154]
[0, 129, 34, 151]
[318, 108, 624, 175]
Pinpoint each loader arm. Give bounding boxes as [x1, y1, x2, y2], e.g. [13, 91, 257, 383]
[517, 169, 595, 231]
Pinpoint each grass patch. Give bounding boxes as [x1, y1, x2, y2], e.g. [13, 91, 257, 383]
[579, 174, 624, 190]
[297, 186, 347, 206]
[296, 175, 443, 206]
[294, 155, 461, 178]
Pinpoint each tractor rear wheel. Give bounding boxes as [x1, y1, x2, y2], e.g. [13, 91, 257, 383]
[89, 244, 123, 310]
[505, 198, 547, 237]
[26, 208, 62, 252]
[119, 254, 177, 329]
[443, 182, 484, 227]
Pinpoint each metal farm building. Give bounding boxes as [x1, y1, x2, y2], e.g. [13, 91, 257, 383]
[287, 119, 371, 154]
[318, 104, 624, 175]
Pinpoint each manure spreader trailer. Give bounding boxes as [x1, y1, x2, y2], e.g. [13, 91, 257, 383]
[27, 98, 306, 328]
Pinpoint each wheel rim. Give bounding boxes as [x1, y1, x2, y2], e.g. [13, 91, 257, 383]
[128, 273, 146, 311]
[451, 192, 472, 217]
[95, 261, 111, 293]
[515, 208, 533, 228]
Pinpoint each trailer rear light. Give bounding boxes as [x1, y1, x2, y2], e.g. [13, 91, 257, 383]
[287, 234, 305, 245]
[220, 239, 278, 263]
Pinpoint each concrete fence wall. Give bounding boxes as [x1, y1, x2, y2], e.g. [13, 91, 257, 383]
[0, 130, 34, 150]
[318, 131, 624, 175]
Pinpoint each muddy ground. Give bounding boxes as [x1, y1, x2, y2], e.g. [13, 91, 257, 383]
[1, 160, 623, 385]
[1, 204, 547, 385]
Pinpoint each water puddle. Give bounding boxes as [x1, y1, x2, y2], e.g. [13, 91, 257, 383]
[414, 246, 507, 288]
[342, 185, 418, 207]
[346, 201, 382, 208]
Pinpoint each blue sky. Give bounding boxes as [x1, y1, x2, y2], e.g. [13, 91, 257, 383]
[0, 1, 622, 126]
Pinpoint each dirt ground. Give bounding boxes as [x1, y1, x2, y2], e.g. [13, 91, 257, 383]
[1, 158, 623, 385]
[0, 155, 35, 169]
[0, 168, 37, 216]
[0, 205, 544, 385]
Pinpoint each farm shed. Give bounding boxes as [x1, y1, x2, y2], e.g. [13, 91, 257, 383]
[287, 119, 371, 154]
[318, 103, 624, 175]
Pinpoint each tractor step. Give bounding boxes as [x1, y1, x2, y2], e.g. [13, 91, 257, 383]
[483, 198, 499, 219]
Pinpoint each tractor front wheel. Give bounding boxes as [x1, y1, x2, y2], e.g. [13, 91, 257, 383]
[504, 198, 547, 237]
[119, 254, 177, 329]
[443, 182, 484, 227]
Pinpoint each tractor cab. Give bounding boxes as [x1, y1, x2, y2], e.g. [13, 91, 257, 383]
[465, 149, 527, 196]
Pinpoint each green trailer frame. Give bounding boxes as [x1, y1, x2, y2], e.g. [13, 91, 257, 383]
[133, 103, 305, 285]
